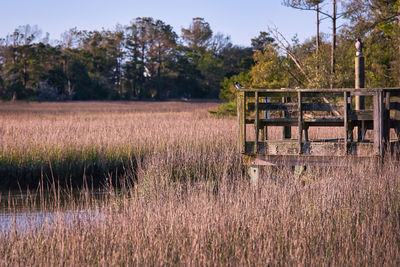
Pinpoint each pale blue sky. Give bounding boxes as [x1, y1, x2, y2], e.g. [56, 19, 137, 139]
[0, 0, 333, 46]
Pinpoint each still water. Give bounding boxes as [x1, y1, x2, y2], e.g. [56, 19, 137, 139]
[0, 191, 107, 234]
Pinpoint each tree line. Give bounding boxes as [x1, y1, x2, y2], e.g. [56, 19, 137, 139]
[0, 0, 399, 102]
[0, 18, 253, 100]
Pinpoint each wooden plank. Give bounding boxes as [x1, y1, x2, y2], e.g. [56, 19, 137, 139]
[254, 91, 259, 153]
[242, 154, 379, 167]
[350, 91, 375, 96]
[249, 118, 345, 127]
[298, 91, 303, 154]
[246, 140, 374, 157]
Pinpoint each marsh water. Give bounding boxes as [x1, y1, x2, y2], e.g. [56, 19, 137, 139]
[0, 190, 107, 233]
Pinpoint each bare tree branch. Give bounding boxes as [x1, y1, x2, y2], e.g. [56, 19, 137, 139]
[268, 25, 341, 116]
[268, 25, 312, 84]
[285, 4, 334, 19]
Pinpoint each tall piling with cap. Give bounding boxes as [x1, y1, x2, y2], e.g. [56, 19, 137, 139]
[355, 38, 365, 140]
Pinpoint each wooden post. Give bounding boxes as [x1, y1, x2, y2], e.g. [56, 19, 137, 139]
[384, 91, 391, 143]
[238, 91, 246, 154]
[355, 55, 365, 141]
[374, 91, 384, 156]
[355, 56, 365, 107]
[344, 91, 349, 154]
[248, 165, 259, 186]
[254, 91, 259, 154]
[298, 91, 303, 154]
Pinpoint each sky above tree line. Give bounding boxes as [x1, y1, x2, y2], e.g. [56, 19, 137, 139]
[0, 0, 334, 46]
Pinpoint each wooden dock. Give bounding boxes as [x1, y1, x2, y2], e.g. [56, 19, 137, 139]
[237, 88, 400, 167]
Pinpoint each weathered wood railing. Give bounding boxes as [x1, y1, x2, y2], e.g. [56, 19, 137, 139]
[237, 88, 400, 166]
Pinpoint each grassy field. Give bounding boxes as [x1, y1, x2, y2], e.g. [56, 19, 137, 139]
[1, 101, 400, 265]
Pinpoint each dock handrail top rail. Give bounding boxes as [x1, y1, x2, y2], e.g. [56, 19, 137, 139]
[237, 87, 400, 93]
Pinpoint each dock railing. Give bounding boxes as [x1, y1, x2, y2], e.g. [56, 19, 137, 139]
[237, 88, 400, 166]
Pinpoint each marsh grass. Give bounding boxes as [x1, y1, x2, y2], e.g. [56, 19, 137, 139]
[1, 156, 400, 265]
[0, 101, 225, 189]
[0, 101, 400, 265]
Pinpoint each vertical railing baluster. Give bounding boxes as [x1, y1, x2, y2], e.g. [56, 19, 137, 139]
[384, 91, 391, 144]
[344, 91, 349, 154]
[298, 91, 303, 154]
[265, 96, 270, 141]
[238, 91, 246, 153]
[255, 91, 259, 154]
[374, 90, 384, 156]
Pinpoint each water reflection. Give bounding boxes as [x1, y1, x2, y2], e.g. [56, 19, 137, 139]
[0, 190, 108, 234]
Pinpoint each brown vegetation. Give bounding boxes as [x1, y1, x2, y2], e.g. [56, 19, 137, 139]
[0, 101, 400, 265]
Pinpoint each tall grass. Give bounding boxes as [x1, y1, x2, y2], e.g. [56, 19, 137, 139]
[0, 101, 225, 189]
[1, 157, 400, 265]
[0, 101, 400, 265]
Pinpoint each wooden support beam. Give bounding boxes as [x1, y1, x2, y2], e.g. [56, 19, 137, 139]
[344, 92, 350, 154]
[243, 154, 379, 167]
[255, 91, 259, 153]
[244, 140, 374, 157]
[374, 90, 384, 156]
[351, 91, 375, 96]
[249, 118, 345, 127]
[384, 91, 391, 143]
[355, 55, 365, 110]
[298, 91, 303, 154]
[238, 91, 246, 153]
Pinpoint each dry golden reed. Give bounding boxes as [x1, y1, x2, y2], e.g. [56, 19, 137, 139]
[0, 101, 399, 265]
